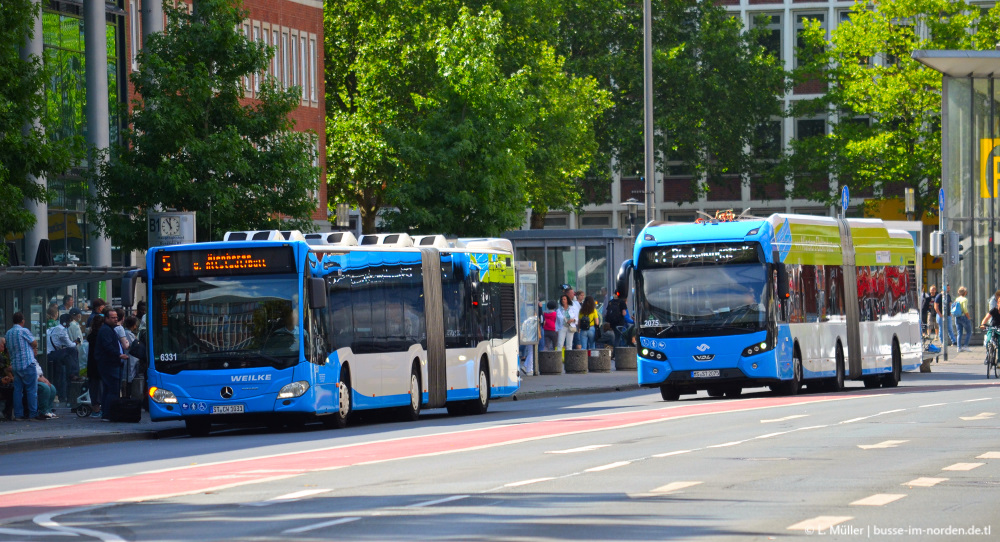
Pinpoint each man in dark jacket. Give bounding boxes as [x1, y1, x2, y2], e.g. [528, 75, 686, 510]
[95, 307, 127, 421]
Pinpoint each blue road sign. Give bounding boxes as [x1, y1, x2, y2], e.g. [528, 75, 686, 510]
[841, 185, 850, 212]
[939, 187, 945, 212]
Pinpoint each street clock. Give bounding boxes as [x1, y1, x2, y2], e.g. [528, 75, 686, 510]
[148, 212, 197, 248]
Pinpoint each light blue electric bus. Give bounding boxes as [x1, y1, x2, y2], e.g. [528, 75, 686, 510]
[616, 213, 921, 401]
[125, 230, 519, 436]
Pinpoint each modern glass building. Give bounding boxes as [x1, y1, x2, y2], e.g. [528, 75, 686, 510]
[915, 49, 1000, 324]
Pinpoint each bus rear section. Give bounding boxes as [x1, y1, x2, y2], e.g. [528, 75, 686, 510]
[630, 231, 787, 400]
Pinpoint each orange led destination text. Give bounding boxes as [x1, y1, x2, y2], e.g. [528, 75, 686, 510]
[193, 253, 269, 271]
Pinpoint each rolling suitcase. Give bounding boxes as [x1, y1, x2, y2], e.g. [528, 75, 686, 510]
[108, 365, 142, 423]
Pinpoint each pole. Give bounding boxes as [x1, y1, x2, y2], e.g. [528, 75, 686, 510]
[643, 0, 655, 225]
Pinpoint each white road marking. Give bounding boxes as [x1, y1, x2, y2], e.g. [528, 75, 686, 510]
[244, 489, 331, 506]
[545, 444, 611, 454]
[34, 507, 126, 542]
[919, 403, 947, 408]
[903, 477, 947, 487]
[942, 462, 984, 471]
[283, 516, 361, 534]
[977, 451, 1000, 459]
[707, 441, 745, 448]
[405, 495, 470, 508]
[850, 493, 906, 506]
[857, 440, 909, 450]
[761, 414, 808, 423]
[788, 516, 854, 531]
[840, 409, 906, 424]
[650, 481, 702, 494]
[960, 412, 996, 421]
[0, 527, 75, 537]
[652, 449, 695, 458]
[504, 478, 555, 487]
[963, 398, 991, 402]
[585, 461, 632, 472]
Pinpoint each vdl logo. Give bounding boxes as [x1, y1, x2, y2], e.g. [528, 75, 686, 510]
[696, 344, 711, 352]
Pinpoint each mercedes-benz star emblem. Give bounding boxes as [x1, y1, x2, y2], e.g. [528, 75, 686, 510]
[220, 386, 233, 399]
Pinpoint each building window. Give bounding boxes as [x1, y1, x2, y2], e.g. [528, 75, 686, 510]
[753, 13, 782, 61]
[795, 13, 825, 68]
[253, 25, 261, 94]
[129, 0, 139, 69]
[579, 214, 611, 228]
[755, 120, 783, 160]
[796, 118, 826, 140]
[282, 31, 289, 87]
[309, 37, 317, 103]
[243, 23, 250, 92]
[543, 215, 569, 229]
[300, 35, 308, 100]
[272, 29, 279, 79]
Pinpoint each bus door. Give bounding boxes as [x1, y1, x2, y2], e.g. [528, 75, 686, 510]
[420, 248, 447, 408]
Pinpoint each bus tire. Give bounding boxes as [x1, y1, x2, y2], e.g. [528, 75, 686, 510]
[400, 363, 422, 422]
[863, 377, 881, 389]
[832, 343, 845, 392]
[660, 386, 680, 401]
[707, 388, 725, 398]
[780, 350, 803, 396]
[466, 360, 491, 415]
[882, 341, 901, 388]
[185, 418, 211, 437]
[324, 370, 352, 429]
[724, 387, 742, 398]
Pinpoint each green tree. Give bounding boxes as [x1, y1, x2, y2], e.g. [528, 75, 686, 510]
[0, 0, 78, 263]
[558, 1, 787, 202]
[92, 0, 320, 251]
[782, 0, 1000, 215]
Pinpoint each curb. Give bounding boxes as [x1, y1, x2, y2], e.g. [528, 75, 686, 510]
[503, 382, 642, 402]
[0, 426, 188, 456]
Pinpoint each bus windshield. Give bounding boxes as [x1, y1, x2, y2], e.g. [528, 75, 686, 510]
[151, 275, 301, 373]
[637, 263, 769, 338]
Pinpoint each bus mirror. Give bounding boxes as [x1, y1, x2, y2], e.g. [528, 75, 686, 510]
[308, 277, 327, 309]
[776, 263, 789, 299]
[121, 269, 148, 310]
[615, 260, 633, 299]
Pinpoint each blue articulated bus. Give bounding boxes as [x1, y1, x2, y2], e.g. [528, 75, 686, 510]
[125, 230, 519, 436]
[616, 213, 921, 401]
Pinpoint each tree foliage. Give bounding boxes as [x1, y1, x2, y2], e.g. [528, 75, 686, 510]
[93, 0, 319, 251]
[781, 0, 1000, 216]
[0, 0, 79, 263]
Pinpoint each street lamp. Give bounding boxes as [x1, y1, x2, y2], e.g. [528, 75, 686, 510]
[905, 188, 915, 222]
[622, 198, 642, 238]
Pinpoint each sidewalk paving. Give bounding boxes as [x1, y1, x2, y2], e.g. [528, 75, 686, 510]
[0, 369, 642, 455]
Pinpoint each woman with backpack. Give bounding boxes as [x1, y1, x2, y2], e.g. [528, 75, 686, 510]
[578, 296, 601, 350]
[954, 286, 972, 352]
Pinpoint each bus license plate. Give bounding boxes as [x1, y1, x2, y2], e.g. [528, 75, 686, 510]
[692, 370, 720, 378]
[212, 404, 245, 414]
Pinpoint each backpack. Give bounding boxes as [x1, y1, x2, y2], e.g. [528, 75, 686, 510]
[952, 300, 963, 316]
[604, 299, 625, 327]
[579, 312, 591, 331]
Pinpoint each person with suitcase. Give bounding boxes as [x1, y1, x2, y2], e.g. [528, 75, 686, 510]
[94, 308, 130, 422]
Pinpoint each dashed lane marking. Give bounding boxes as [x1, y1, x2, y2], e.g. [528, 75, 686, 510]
[857, 440, 909, 450]
[850, 494, 906, 506]
[942, 463, 984, 471]
[960, 412, 996, 421]
[585, 461, 632, 472]
[919, 403, 948, 408]
[504, 478, 555, 487]
[787, 516, 854, 531]
[650, 481, 702, 494]
[545, 445, 611, 454]
[903, 477, 947, 488]
[761, 414, 808, 423]
[977, 452, 1000, 459]
[283, 516, 361, 534]
[652, 450, 695, 458]
[243, 489, 331, 507]
[963, 398, 991, 402]
[405, 495, 470, 508]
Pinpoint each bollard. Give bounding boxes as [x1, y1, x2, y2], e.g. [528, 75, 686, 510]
[564, 349, 588, 374]
[538, 350, 563, 375]
[614, 347, 637, 371]
[588, 348, 612, 373]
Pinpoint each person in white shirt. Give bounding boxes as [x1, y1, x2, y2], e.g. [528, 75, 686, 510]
[565, 286, 582, 349]
[46, 313, 78, 405]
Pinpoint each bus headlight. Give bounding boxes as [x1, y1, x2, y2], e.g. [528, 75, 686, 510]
[640, 347, 667, 361]
[742, 340, 772, 357]
[148, 386, 178, 404]
[278, 381, 310, 399]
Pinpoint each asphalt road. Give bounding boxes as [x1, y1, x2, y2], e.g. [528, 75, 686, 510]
[2, 365, 999, 541]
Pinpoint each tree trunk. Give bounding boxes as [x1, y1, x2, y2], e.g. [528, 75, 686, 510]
[530, 208, 546, 229]
[361, 209, 377, 234]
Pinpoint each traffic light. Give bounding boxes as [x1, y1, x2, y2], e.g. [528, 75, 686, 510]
[930, 231, 943, 257]
[946, 230, 964, 267]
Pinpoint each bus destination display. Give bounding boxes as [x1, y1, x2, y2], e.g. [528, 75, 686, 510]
[641, 242, 762, 268]
[155, 246, 295, 278]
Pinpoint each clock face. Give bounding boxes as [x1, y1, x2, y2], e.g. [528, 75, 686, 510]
[160, 216, 181, 237]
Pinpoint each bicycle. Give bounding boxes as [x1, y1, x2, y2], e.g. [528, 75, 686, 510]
[982, 326, 999, 379]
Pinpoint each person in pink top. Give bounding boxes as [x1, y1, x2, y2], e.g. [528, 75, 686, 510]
[542, 301, 558, 350]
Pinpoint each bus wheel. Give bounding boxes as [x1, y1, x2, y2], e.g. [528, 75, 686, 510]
[324, 374, 352, 429]
[400, 365, 421, 422]
[832, 343, 846, 392]
[781, 354, 803, 395]
[882, 342, 901, 388]
[660, 386, 680, 401]
[185, 418, 211, 437]
[707, 388, 724, 398]
[724, 387, 742, 398]
[466, 362, 491, 415]
[863, 377, 881, 389]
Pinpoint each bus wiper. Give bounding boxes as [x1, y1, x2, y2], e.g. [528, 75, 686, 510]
[204, 349, 287, 365]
